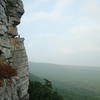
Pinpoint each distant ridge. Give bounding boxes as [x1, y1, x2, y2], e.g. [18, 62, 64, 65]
[29, 62, 100, 93]
[29, 61, 99, 68]
[29, 62, 100, 100]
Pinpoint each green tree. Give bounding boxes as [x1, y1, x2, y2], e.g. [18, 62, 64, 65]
[29, 80, 64, 100]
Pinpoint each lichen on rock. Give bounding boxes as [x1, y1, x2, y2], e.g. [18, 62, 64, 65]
[0, 0, 29, 100]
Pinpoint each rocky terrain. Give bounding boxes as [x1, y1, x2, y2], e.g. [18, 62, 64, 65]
[0, 0, 29, 100]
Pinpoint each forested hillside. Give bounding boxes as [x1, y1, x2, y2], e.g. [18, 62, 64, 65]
[29, 62, 100, 100]
[29, 75, 64, 100]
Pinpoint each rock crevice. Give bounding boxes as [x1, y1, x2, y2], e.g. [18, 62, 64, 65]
[0, 0, 29, 100]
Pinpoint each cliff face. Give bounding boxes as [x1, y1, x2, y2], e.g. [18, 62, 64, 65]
[0, 0, 29, 100]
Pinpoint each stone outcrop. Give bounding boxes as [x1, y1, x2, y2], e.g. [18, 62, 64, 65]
[0, 0, 29, 100]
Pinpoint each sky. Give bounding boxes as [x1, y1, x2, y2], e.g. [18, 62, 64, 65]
[18, 0, 100, 67]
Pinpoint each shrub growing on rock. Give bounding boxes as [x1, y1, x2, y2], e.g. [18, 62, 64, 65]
[0, 64, 17, 79]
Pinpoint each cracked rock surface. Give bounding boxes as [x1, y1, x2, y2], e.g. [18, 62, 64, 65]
[0, 0, 29, 100]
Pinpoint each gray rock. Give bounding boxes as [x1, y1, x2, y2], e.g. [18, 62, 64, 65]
[0, 0, 29, 100]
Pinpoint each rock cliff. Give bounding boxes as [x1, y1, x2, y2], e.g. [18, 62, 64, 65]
[0, 0, 29, 100]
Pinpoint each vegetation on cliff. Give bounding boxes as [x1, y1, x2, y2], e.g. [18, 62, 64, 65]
[0, 63, 17, 87]
[29, 63, 100, 100]
[29, 79, 64, 100]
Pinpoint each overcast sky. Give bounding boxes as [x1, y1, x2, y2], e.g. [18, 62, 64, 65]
[18, 0, 100, 67]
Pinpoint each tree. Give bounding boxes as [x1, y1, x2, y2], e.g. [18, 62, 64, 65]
[29, 80, 64, 100]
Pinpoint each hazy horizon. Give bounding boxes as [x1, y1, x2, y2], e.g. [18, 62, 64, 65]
[29, 61, 100, 68]
[19, 0, 100, 67]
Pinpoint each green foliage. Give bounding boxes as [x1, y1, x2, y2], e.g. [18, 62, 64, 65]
[29, 62, 100, 95]
[29, 63, 100, 100]
[29, 80, 64, 100]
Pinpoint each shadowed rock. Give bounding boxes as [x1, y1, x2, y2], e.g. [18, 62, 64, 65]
[0, 0, 29, 100]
